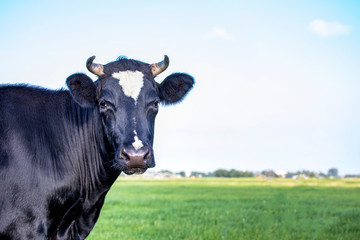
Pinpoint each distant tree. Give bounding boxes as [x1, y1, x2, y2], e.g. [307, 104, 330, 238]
[177, 171, 186, 177]
[319, 172, 327, 178]
[300, 170, 316, 178]
[262, 170, 277, 178]
[214, 169, 230, 177]
[159, 170, 173, 174]
[328, 168, 339, 178]
[229, 169, 241, 178]
[240, 171, 254, 177]
[191, 171, 206, 177]
[344, 174, 360, 178]
[308, 172, 315, 178]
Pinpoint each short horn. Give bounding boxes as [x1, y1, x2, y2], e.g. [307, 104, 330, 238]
[86, 56, 104, 76]
[150, 55, 169, 77]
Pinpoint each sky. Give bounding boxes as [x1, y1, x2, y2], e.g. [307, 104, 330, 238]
[0, 0, 359, 175]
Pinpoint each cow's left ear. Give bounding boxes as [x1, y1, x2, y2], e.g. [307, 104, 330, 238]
[158, 73, 194, 105]
[66, 73, 96, 108]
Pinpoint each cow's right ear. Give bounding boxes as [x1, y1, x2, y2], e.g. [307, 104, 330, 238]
[66, 73, 96, 108]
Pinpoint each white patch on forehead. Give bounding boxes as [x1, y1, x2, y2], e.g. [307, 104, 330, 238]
[132, 130, 144, 151]
[112, 70, 144, 103]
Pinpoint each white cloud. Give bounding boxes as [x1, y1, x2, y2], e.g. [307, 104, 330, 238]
[309, 19, 352, 37]
[207, 27, 235, 40]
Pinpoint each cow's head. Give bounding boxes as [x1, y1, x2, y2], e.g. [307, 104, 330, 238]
[66, 55, 194, 175]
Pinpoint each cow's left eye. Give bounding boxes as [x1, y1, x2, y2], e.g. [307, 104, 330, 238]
[152, 100, 160, 110]
[148, 100, 159, 112]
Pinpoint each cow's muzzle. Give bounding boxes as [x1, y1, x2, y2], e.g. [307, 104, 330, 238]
[119, 145, 154, 175]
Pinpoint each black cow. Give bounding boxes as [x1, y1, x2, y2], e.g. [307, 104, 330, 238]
[0, 55, 194, 240]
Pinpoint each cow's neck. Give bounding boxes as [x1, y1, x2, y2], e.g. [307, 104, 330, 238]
[43, 96, 120, 240]
[64, 99, 119, 197]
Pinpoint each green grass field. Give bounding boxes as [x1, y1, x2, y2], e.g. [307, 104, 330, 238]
[87, 177, 360, 240]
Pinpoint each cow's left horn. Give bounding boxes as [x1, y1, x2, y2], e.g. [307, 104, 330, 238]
[86, 56, 104, 76]
[150, 55, 169, 77]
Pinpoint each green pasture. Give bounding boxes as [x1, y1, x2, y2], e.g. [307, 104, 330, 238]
[87, 177, 360, 240]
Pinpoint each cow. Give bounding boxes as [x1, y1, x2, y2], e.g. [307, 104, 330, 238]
[0, 55, 194, 240]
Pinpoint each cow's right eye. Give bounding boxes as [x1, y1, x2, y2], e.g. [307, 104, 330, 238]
[99, 100, 107, 109]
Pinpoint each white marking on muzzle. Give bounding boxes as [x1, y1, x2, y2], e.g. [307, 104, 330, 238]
[112, 70, 144, 104]
[132, 130, 144, 151]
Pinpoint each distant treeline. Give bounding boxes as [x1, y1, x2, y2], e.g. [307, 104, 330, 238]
[160, 168, 360, 178]
[175, 169, 254, 178]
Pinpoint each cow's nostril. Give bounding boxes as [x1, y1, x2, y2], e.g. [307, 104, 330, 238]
[120, 148, 130, 162]
[142, 147, 150, 160]
[120, 146, 151, 168]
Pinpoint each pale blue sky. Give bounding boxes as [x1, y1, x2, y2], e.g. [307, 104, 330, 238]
[1, 1, 359, 175]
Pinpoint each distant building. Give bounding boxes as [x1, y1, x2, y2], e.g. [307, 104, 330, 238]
[275, 170, 288, 178]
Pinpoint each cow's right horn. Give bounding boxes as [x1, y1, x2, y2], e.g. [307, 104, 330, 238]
[86, 56, 104, 76]
[150, 55, 169, 77]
